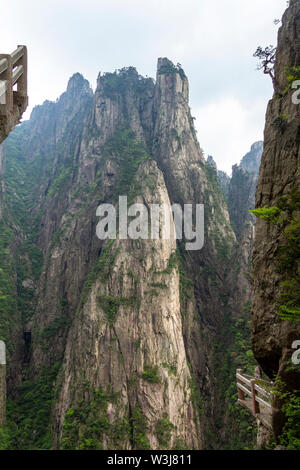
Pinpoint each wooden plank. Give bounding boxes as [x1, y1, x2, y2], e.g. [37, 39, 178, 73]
[256, 396, 272, 409]
[0, 341, 6, 426]
[11, 46, 24, 65]
[237, 383, 245, 400]
[236, 369, 245, 399]
[15, 46, 27, 100]
[0, 54, 12, 116]
[0, 46, 27, 136]
[255, 378, 273, 387]
[254, 383, 271, 399]
[251, 379, 260, 415]
[243, 373, 254, 380]
[12, 65, 23, 85]
[0, 341, 5, 365]
[238, 397, 272, 428]
[237, 383, 252, 397]
[0, 58, 8, 75]
[0, 365, 6, 426]
[0, 80, 8, 100]
[236, 373, 251, 386]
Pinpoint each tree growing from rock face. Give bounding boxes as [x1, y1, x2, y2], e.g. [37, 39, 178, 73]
[253, 45, 277, 83]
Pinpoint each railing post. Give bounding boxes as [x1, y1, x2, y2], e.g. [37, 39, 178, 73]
[0, 53, 13, 130]
[250, 378, 260, 416]
[237, 369, 245, 400]
[14, 46, 28, 114]
[0, 340, 6, 426]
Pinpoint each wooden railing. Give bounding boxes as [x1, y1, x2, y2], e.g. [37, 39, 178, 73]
[0, 45, 28, 143]
[236, 369, 273, 429]
[0, 340, 6, 426]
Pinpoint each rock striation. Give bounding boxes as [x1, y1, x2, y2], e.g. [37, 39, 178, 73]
[252, 0, 300, 444]
[0, 59, 261, 449]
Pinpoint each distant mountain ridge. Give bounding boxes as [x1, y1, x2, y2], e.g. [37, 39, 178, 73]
[206, 142, 263, 240]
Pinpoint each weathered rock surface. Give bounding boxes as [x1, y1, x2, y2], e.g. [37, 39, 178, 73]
[0, 58, 258, 449]
[252, 0, 300, 442]
[228, 142, 263, 240]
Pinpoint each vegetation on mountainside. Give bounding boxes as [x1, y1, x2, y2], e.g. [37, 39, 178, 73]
[61, 384, 130, 450]
[273, 377, 300, 450]
[0, 362, 61, 449]
[251, 188, 300, 320]
[101, 67, 153, 101]
[0, 48, 281, 453]
[211, 302, 258, 450]
[0, 124, 44, 347]
[142, 364, 161, 384]
[0, 220, 18, 346]
[157, 62, 186, 80]
[102, 126, 150, 201]
[283, 65, 300, 95]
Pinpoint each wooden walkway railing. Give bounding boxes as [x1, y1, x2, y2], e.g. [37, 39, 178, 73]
[236, 369, 273, 429]
[0, 341, 6, 426]
[0, 45, 28, 143]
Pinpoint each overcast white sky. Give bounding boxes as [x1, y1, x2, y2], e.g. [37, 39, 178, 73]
[1, 0, 287, 174]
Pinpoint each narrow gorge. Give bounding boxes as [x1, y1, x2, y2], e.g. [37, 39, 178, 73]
[0, 59, 261, 450]
[0, 0, 299, 451]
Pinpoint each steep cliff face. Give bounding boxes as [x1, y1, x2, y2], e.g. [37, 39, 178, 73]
[252, 0, 300, 444]
[0, 59, 258, 450]
[210, 144, 262, 317]
[225, 143, 263, 316]
[217, 170, 230, 200]
[22, 65, 201, 449]
[54, 160, 199, 449]
[240, 142, 263, 175]
[228, 142, 263, 241]
[204, 146, 265, 447]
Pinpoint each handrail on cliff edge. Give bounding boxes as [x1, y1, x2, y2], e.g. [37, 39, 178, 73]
[0, 45, 28, 143]
[0, 340, 6, 426]
[236, 368, 273, 429]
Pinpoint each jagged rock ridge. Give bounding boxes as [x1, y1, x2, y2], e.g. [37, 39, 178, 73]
[0, 59, 259, 449]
